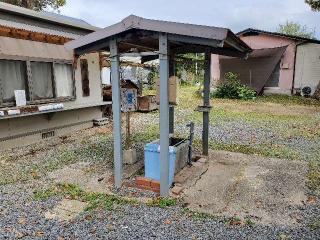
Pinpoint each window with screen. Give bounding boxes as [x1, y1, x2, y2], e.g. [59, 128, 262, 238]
[0, 60, 28, 103]
[30, 62, 54, 100]
[0, 59, 75, 108]
[54, 63, 74, 97]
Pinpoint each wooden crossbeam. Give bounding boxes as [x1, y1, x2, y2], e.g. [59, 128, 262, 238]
[0, 26, 72, 45]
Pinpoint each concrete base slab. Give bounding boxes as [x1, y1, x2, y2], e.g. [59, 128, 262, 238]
[49, 162, 113, 194]
[49, 161, 145, 193]
[45, 199, 88, 222]
[183, 150, 308, 226]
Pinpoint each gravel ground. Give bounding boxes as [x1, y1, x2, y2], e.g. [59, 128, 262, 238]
[0, 181, 319, 240]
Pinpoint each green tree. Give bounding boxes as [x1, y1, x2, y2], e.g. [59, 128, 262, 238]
[1, 0, 66, 11]
[277, 21, 316, 39]
[305, 0, 320, 11]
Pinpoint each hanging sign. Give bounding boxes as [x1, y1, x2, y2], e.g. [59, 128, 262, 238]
[121, 88, 137, 112]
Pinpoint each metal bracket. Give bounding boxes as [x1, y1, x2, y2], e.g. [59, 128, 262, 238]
[195, 105, 212, 112]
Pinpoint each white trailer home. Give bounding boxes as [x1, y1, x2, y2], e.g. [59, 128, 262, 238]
[0, 3, 108, 149]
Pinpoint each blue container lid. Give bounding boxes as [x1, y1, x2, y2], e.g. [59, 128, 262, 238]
[144, 143, 176, 154]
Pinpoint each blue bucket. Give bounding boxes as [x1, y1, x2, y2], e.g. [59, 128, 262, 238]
[144, 143, 176, 186]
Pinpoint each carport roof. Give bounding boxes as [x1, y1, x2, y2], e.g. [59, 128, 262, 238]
[65, 15, 251, 57]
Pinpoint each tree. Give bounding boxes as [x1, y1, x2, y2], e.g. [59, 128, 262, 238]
[277, 21, 316, 39]
[305, 0, 320, 11]
[0, 0, 66, 11]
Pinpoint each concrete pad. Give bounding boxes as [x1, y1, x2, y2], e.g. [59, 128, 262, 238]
[49, 162, 113, 194]
[45, 199, 88, 222]
[49, 161, 144, 194]
[183, 151, 308, 226]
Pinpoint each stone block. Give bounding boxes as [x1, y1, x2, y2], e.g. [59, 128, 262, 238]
[123, 149, 137, 165]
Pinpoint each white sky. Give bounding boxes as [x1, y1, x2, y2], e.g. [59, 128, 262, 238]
[59, 0, 320, 38]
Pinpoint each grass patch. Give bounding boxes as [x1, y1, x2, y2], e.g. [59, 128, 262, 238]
[309, 217, 320, 231]
[132, 124, 160, 143]
[209, 141, 300, 161]
[182, 208, 217, 220]
[34, 183, 138, 211]
[308, 160, 320, 195]
[34, 185, 61, 200]
[256, 94, 320, 107]
[244, 217, 255, 226]
[147, 197, 177, 208]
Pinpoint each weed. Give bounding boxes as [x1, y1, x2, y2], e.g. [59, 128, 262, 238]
[244, 217, 255, 226]
[309, 217, 320, 231]
[256, 94, 320, 107]
[34, 186, 61, 200]
[308, 160, 320, 194]
[147, 198, 177, 208]
[182, 208, 216, 220]
[136, 167, 145, 176]
[34, 183, 138, 211]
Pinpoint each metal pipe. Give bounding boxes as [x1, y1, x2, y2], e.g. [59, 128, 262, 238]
[202, 48, 211, 156]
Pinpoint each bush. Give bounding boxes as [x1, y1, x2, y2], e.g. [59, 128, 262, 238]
[211, 72, 256, 100]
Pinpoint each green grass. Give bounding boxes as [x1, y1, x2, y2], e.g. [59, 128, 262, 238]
[34, 184, 178, 211]
[309, 217, 320, 231]
[34, 183, 138, 211]
[147, 197, 177, 208]
[132, 124, 160, 143]
[208, 141, 300, 161]
[308, 160, 320, 194]
[182, 208, 217, 220]
[256, 94, 320, 106]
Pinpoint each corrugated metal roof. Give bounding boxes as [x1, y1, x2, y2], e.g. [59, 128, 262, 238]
[65, 15, 251, 54]
[0, 18, 81, 39]
[238, 28, 320, 44]
[0, 36, 73, 60]
[0, 2, 99, 31]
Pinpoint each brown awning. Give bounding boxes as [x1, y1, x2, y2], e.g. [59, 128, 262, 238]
[220, 46, 287, 93]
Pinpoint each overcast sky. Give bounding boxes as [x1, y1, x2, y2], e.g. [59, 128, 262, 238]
[59, 0, 320, 38]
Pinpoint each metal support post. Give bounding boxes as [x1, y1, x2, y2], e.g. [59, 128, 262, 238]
[159, 33, 170, 196]
[110, 38, 123, 188]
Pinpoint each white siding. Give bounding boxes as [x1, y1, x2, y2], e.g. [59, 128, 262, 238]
[294, 43, 320, 95]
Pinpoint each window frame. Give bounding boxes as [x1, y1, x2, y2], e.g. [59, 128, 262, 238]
[0, 56, 76, 108]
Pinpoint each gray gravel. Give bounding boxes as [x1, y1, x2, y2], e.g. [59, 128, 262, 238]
[1, 181, 319, 239]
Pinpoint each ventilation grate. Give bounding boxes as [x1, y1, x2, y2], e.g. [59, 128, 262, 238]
[42, 131, 55, 139]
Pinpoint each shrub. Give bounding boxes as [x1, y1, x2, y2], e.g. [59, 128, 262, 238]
[211, 72, 256, 100]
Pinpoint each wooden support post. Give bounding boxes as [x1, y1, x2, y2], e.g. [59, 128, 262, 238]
[159, 33, 170, 197]
[126, 112, 131, 148]
[110, 38, 123, 188]
[202, 48, 211, 156]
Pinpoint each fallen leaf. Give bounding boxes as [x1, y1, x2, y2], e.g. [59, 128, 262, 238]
[18, 218, 27, 225]
[35, 231, 45, 237]
[164, 219, 172, 225]
[16, 232, 25, 239]
[307, 196, 317, 204]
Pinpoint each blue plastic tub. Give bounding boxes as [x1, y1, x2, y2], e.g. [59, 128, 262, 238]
[144, 142, 177, 186]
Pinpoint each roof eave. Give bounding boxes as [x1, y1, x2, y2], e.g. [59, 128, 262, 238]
[0, 2, 99, 32]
